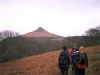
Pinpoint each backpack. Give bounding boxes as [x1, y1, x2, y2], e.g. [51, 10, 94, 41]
[79, 53, 86, 64]
[76, 53, 87, 69]
[73, 51, 80, 65]
[59, 51, 70, 69]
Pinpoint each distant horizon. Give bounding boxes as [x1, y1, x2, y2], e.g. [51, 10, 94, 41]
[0, 0, 100, 37]
[0, 25, 100, 37]
[0, 26, 98, 37]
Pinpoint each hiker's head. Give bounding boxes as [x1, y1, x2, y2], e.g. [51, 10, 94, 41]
[75, 48, 79, 51]
[72, 48, 75, 52]
[68, 48, 72, 52]
[79, 46, 85, 53]
[79, 46, 84, 50]
[62, 46, 67, 51]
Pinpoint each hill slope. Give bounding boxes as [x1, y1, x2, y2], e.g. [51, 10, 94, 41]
[0, 45, 100, 75]
[0, 27, 64, 63]
[22, 27, 63, 38]
[0, 36, 63, 63]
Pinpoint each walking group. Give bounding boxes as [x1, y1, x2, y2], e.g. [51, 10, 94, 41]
[58, 46, 88, 75]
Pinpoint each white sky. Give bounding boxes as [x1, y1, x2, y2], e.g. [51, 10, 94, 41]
[0, 0, 100, 37]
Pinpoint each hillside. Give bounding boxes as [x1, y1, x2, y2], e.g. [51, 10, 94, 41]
[0, 45, 100, 75]
[0, 27, 64, 63]
[22, 27, 63, 38]
[0, 37, 62, 63]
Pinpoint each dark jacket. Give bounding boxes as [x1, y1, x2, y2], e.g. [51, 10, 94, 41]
[58, 50, 70, 70]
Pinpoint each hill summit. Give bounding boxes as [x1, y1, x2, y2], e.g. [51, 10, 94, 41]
[22, 27, 63, 38]
[34, 27, 48, 32]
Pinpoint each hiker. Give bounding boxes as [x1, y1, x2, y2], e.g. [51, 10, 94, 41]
[74, 46, 88, 75]
[58, 46, 70, 75]
[69, 48, 74, 72]
[72, 48, 80, 72]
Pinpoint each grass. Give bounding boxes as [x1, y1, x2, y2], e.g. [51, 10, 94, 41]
[86, 45, 100, 75]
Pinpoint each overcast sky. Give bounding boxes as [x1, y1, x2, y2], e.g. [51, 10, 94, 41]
[0, 0, 100, 37]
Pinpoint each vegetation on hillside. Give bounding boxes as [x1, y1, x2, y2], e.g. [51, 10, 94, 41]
[0, 37, 62, 62]
[63, 36, 100, 48]
[0, 35, 100, 63]
[0, 30, 20, 41]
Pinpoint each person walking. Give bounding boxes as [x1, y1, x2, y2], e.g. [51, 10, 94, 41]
[74, 46, 88, 75]
[58, 46, 70, 75]
[69, 48, 74, 72]
[72, 48, 80, 73]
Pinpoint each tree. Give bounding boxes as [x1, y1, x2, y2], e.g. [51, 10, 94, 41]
[85, 25, 100, 36]
[0, 30, 20, 41]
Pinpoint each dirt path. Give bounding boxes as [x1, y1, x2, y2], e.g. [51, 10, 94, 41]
[69, 66, 73, 75]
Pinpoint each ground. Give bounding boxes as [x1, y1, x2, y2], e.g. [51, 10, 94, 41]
[0, 45, 100, 75]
